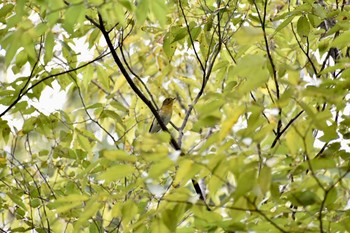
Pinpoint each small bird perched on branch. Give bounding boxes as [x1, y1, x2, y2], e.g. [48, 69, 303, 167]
[149, 98, 175, 133]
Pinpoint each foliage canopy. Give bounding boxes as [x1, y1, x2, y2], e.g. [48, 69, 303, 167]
[1, 0, 350, 232]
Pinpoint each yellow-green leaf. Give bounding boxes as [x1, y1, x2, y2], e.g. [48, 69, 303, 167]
[98, 164, 136, 182]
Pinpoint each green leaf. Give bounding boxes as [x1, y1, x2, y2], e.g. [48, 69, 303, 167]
[312, 3, 327, 19]
[288, 190, 320, 206]
[297, 15, 310, 37]
[63, 4, 86, 34]
[77, 134, 92, 153]
[234, 55, 269, 94]
[3, 31, 21, 67]
[30, 198, 41, 208]
[148, 157, 173, 178]
[150, 0, 167, 27]
[193, 206, 223, 228]
[10, 227, 27, 232]
[22, 117, 37, 133]
[15, 49, 28, 70]
[274, 14, 295, 34]
[258, 166, 271, 195]
[7, 193, 27, 210]
[220, 105, 245, 140]
[120, 0, 134, 11]
[57, 193, 90, 203]
[135, 0, 149, 25]
[162, 204, 186, 232]
[75, 195, 101, 230]
[47, 10, 60, 26]
[52, 194, 89, 213]
[87, 28, 100, 48]
[171, 26, 188, 43]
[163, 30, 176, 60]
[0, 119, 11, 143]
[151, 217, 168, 233]
[44, 32, 54, 63]
[190, 25, 201, 42]
[97, 164, 136, 182]
[121, 199, 139, 224]
[305, 158, 337, 170]
[331, 31, 350, 49]
[102, 150, 136, 162]
[97, 65, 110, 90]
[173, 158, 199, 186]
[285, 127, 302, 156]
[234, 168, 257, 200]
[234, 26, 263, 45]
[324, 188, 337, 209]
[0, 4, 14, 18]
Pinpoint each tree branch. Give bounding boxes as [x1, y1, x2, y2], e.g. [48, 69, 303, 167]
[0, 37, 43, 117]
[253, 0, 282, 137]
[271, 110, 304, 148]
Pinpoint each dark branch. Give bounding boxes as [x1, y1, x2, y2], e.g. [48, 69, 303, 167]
[271, 110, 304, 148]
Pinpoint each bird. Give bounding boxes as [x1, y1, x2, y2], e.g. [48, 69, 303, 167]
[149, 97, 175, 133]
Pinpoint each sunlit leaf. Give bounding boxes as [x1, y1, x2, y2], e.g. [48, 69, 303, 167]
[102, 150, 136, 162]
[44, 32, 54, 63]
[234, 55, 269, 94]
[234, 168, 257, 200]
[163, 30, 176, 59]
[150, 0, 167, 28]
[173, 158, 200, 186]
[258, 166, 271, 195]
[220, 105, 245, 140]
[331, 31, 350, 49]
[135, 0, 149, 25]
[63, 4, 86, 34]
[98, 164, 136, 182]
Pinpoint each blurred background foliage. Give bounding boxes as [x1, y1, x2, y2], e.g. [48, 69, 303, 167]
[1, 0, 350, 232]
